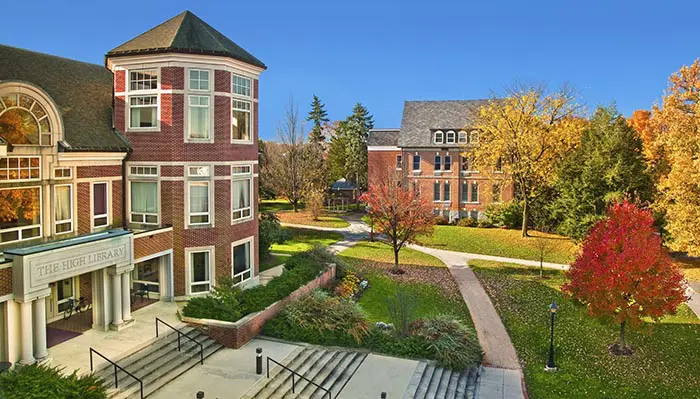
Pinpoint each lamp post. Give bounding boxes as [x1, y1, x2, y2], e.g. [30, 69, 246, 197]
[545, 302, 559, 371]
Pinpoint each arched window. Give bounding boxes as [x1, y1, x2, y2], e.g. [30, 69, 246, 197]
[434, 130, 444, 144]
[469, 130, 479, 144]
[458, 131, 467, 144]
[446, 130, 456, 144]
[0, 87, 58, 146]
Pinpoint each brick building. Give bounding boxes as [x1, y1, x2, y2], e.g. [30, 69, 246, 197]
[367, 100, 513, 222]
[0, 11, 263, 365]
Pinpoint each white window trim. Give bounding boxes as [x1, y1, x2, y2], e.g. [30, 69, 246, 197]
[460, 182, 470, 204]
[433, 181, 441, 203]
[412, 154, 421, 172]
[186, 94, 213, 143]
[186, 169, 213, 228]
[469, 181, 480, 204]
[54, 183, 73, 235]
[0, 156, 41, 183]
[443, 181, 451, 202]
[53, 167, 72, 180]
[444, 155, 452, 171]
[231, 165, 253, 224]
[188, 68, 212, 92]
[91, 182, 110, 230]
[458, 131, 468, 144]
[185, 246, 216, 296]
[434, 130, 444, 144]
[446, 130, 456, 144]
[231, 99, 253, 144]
[231, 74, 252, 99]
[129, 180, 160, 226]
[0, 186, 42, 244]
[469, 130, 479, 143]
[126, 67, 161, 132]
[231, 237, 255, 286]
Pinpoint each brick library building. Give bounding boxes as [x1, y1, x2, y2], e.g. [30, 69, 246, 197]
[367, 100, 514, 223]
[0, 11, 263, 365]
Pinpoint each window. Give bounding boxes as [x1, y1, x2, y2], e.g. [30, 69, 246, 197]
[434, 155, 441, 171]
[444, 155, 452, 171]
[55, 184, 72, 234]
[130, 70, 158, 91]
[470, 182, 479, 203]
[446, 131, 456, 144]
[189, 182, 210, 225]
[396, 155, 402, 169]
[0, 93, 53, 146]
[461, 182, 469, 203]
[495, 157, 503, 172]
[54, 167, 71, 179]
[461, 156, 469, 172]
[188, 96, 210, 140]
[469, 130, 479, 143]
[232, 75, 252, 97]
[189, 250, 211, 293]
[458, 131, 468, 144]
[232, 100, 251, 141]
[129, 96, 158, 128]
[131, 181, 158, 224]
[433, 182, 440, 202]
[492, 183, 502, 202]
[92, 182, 108, 228]
[434, 131, 444, 144]
[188, 165, 211, 177]
[130, 166, 158, 176]
[232, 240, 253, 284]
[0, 157, 40, 181]
[412, 155, 421, 171]
[444, 181, 451, 201]
[232, 173, 252, 222]
[232, 165, 252, 176]
[0, 187, 41, 243]
[189, 69, 210, 91]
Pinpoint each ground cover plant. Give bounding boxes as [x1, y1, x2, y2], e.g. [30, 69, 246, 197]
[472, 260, 700, 399]
[269, 227, 344, 255]
[276, 210, 349, 228]
[0, 363, 106, 399]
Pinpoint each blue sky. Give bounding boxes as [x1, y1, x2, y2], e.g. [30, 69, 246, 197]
[2, 1, 698, 140]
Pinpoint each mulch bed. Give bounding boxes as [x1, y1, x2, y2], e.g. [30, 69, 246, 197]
[351, 260, 462, 300]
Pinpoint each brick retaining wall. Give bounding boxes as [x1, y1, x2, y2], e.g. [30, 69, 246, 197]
[180, 264, 336, 349]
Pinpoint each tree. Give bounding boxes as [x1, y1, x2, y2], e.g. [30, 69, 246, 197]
[360, 170, 434, 272]
[326, 121, 346, 182]
[533, 235, 555, 278]
[469, 84, 583, 237]
[268, 98, 306, 212]
[550, 106, 653, 240]
[647, 59, 700, 256]
[306, 95, 329, 144]
[339, 103, 374, 191]
[258, 139, 278, 199]
[562, 200, 686, 354]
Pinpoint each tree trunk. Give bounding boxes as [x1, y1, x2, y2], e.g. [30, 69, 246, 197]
[540, 257, 543, 278]
[293, 200, 298, 212]
[620, 320, 627, 350]
[394, 247, 400, 272]
[521, 199, 529, 237]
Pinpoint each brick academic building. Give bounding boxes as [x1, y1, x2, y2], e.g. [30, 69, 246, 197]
[367, 100, 514, 222]
[0, 11, 263, 365]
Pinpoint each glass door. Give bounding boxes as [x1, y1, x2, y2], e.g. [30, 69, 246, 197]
[47, 278, 75, 321]
[132, 258, 160, 298]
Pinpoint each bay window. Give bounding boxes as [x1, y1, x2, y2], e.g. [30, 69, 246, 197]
[128, 69, 158, 130]
[232, 75, 251, 97]
[188, 166, 211, 226]
[232, 165, 252, 222]
[232, 239, 253, 285]
[232, 100, 251, 141]
[188, 95, 210, 140]
[55, 184, 72, 234]
[0, 187, 41, 243]
[131, 181, 159, 224]
[92, 182, 108, 228]
[189, 69, 210, 91]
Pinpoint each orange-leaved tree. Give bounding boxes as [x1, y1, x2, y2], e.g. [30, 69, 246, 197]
[562, 200, 686, 354]
[360, 172, 434, 273]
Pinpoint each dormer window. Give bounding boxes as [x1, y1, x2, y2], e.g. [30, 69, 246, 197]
[446, 131, 456, 144]
[0, 93, 53, 146]
[458, 131, 467, 144]
[469, 130, 479, 143]
[434, 130, 444, 144]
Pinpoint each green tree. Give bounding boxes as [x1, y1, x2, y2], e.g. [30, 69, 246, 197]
[306, 95, 329, 144]
[551, 106, 653, 240]
[326, 121, 346, 182]
[340, 103, 374, 191]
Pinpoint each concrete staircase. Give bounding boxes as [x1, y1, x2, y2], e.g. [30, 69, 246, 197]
[243, 346, 368, 399]
[94, 326, 222, 399]
[402, 362, 480, 399]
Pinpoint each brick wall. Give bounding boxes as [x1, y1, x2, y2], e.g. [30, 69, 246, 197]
[79, 271, 92, 301]
[76, 165, 121, 179]
[184, 264, 336, 349]
[0, 267, 11, 296]
[77, 182, 91, 234]
[134, 229, 174, 261]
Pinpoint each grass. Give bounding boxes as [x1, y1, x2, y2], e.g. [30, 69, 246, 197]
[259, 199, 302, 213]
[270, 227, 344, 255]
[259, 254, 287, 272]
[471, 260, 700, 399]
[339, 241, 445, 267]
[277, 210, 350, 228]
[416, 226, 578, 264]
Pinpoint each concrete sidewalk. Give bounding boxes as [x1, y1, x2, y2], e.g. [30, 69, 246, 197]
[337, 354, 418, 399]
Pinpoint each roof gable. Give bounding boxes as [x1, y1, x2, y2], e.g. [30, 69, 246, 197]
[367, 129, 400, 147]
[398, 100, 489, 147]
[106, 11, 266, 69]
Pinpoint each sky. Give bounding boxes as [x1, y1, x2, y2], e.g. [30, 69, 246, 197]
[2, 1, 698, 140]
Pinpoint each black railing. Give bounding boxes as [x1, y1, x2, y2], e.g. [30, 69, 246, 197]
[89, 347, 143, 399]
[155, 317, 204, 365]
[267, 356, 331, 399]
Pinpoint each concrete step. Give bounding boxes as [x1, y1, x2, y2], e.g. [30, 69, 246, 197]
[265, 349, 327, 398]
[310, 352, 366, 399]
[296, 351, 352, 397]
[274, 350, 339, 399]
[247, 348, 322, 398]
[402, 362, 479, 399]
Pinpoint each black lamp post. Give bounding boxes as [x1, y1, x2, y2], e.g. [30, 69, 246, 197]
[545, 302, 559, 371]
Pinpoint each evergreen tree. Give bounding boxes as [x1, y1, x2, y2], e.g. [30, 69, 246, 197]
[306, 95, 329, 143]
[550, 106, 653, 240]
[341, 103, 374, 191]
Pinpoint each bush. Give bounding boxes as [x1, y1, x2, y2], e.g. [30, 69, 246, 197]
[435, 216, 449, 225]
[0, 363, 107, 399]
[259, 212, 287, 259]
[456, 217, 477, 227]
[410, 315, 482, 370]
[477, 219, 493, 228]
[182, 276, 243, 322]
[335, 271, 361, 299]
[484, 201, 523, 229]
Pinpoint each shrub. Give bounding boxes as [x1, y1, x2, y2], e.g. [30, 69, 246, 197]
[410, 315, 483, 369]
[259, 212, 286, 259]
[435, 216, 449, 225]
[182, 276, 243, 322]
[335, 271, 361, 299]
[477, 219, 493, 228]
[0, 363, 107, 399]
[457, 217, 477, 227]
[385, 287, 417, 337]
[484, 201, 523, 229]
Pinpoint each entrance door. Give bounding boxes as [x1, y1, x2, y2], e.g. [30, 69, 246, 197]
[132, 258, 160, 299]
[47, 278, 75, 321]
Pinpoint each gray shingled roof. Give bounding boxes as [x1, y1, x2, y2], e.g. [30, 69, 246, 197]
[107, 11, 266, 70]
[398, 100, 490, 147]
[0, 45, 130, 152]
[367, 129, 400, 147]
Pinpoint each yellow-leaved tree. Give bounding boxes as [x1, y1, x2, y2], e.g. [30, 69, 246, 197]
[650, 59, 700, 256]
[468, 84, 584, 237]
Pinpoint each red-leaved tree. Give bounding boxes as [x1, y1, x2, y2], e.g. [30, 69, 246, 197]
[360, 172, 434, 273]
[562, 200, 686, 353]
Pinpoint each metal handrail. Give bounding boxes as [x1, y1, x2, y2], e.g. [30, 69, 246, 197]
[89, 347, 143, 399]
[155, 317, 204, 365]
[267, 356, 331, 399]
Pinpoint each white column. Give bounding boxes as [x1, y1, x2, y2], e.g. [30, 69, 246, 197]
[33, 298, 48, 361]
[111, 272, 123, 326]
[121, 272, 132, 322]
[18, 301, 34, 365]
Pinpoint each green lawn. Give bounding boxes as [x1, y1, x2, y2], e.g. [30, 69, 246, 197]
[339, 241, 445, 267]
[269, 227, 344, 255]
[277, 211, 350, 228]
[259, 199, 303, 213]
[259, 254, 287, 272]
[417, 226, 578, 264]
[471, 261, 700, 399]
